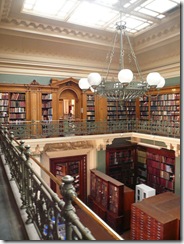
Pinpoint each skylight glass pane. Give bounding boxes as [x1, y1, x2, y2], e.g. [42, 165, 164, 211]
[124, 17, 144, 29]
[130, 0, 139, 3]
[57, 1, 79, 19]
[23, 0, 36, 10]
[138, 8, 158, 17]
[124, 3, 131, 8]
[146, 0, 177, 13]
[94, 0, 118, 7]
[34, 0, 63, 15]
[68, 2, 117, 28]
[135, 22, 150, 30]
[157, 14, 165, 19]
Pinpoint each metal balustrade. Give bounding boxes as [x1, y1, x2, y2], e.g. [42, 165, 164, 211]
[0, 126, 123, 241]
[1, 119, 180, 139]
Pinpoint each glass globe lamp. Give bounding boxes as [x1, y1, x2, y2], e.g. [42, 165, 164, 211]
[118, 69, 133, 84]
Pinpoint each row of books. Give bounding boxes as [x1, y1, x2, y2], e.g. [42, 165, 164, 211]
[0, 117, 8, 122]
[140, 107, 149, 111]
[11, 93, 25, 100]
[42, 109, 53, 115]
[0, 106, 8, 111]
[0, 93, 9, 99]
[150, 115, 179, 121]
[151, 93, 180, 100]
[152, 111, 179, 116]
[138, 156, 147, 164]
[10, 101, 25, 107]
[151, 106, 179, 111]
[42, 94, 52, 100]
[86, 107, 95, 111]
[42, 102, 52, 108]
[147, 178, 174, 190]
[87, 101, 95, 106]
[9, 107, 25, 113]
[0, 100, 9, 106]
[151, 100, 179, 106]
[87, 111, 95, 115]
[9, 114, 26, 119]
[87, 116, 95, 120]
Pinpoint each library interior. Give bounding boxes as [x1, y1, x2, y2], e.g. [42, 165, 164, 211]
[0, 0, 181, 241]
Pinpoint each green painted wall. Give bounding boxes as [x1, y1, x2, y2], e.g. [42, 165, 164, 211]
[0, 74, 180, 86]
[96, 150, 106, 173]
[175, 156, 181, 195]
[0, 74, 64, 85]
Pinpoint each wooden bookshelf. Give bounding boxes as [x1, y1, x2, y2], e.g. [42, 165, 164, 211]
[0, 92, 9, 123]
[136, 146, 147, 184]
[9, 92, 26, 122]
[146, 147, 175, 194]
[42, 93, 53, 121]
[150, 93, 180, 122]
[139, 95, 150, 120]
[86, 94, 95, 121]
[50, 155, 87, 203]
[106, 145, 137, 189]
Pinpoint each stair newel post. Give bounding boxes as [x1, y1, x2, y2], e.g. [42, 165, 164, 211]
[60, 175, 76, 240]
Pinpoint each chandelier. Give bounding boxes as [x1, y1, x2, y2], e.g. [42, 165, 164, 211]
[78, 11, 165, 101]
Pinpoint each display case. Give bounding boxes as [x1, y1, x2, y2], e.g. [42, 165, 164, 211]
[89, 169, 125, 233]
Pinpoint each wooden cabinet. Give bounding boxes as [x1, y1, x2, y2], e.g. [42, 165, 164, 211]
[106, 145, 137, 189]
[50, 155, 87, 203]
[0, 92, 9, 123]
[89, 169, 134, 234]
[131, 192, 180, 240]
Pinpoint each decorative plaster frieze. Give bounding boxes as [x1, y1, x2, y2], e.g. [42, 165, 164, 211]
[134, 12, 180, 51]
[1, 17, 113, 46]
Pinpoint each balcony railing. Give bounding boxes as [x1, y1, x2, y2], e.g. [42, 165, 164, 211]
[0, 126, 122, 241]
[1, 119, 180, 139]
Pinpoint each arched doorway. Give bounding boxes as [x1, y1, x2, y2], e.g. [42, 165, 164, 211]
[59, 89, 79, 120]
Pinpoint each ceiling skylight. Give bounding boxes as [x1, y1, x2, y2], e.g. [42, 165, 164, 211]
[22, 0, 180, 34]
